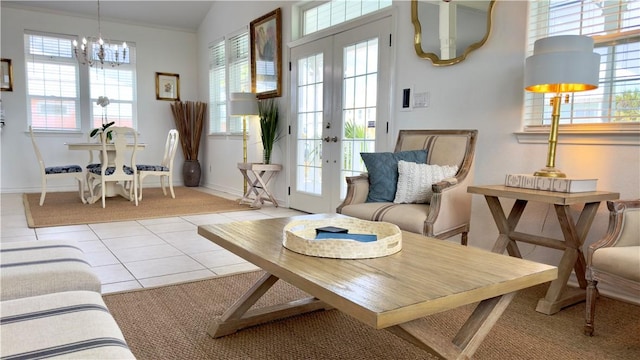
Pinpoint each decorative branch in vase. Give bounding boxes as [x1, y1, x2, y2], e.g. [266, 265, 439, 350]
[170, 100, 207, 187]
[258, 98, 280, 164]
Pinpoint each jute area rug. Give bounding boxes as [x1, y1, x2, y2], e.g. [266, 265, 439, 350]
[103, 271, 640, 360]
[23, 187, 252, 228]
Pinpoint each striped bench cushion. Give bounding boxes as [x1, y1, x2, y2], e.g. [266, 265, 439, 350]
[0, 291, 135, 359]
[0, 240, 101, 301]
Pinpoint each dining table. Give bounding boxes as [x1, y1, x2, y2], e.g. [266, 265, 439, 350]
[66, 142, 146, 204]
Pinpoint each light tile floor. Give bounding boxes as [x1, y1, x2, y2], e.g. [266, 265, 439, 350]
[0, 188, 306, 294]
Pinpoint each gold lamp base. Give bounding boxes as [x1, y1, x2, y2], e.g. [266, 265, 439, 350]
[534, 167, 566, 178]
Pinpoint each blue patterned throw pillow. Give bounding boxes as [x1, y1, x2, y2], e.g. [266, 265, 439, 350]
[360, 150, 428, 202]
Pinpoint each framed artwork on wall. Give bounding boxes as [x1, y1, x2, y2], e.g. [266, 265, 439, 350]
[156, 72, 180, 101]
[250, 8, 282, 99]
[1, 59, 13, 92]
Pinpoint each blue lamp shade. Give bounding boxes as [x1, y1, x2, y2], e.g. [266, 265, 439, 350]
[524, 35, 601, 93]
[229, 92, 258, 116]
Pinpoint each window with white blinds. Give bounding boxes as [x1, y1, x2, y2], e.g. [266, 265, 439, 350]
[302, 0, 392, 36]
[25, 31, 80, 131]
[25, 31, 137, 131]
[89, 42, 137, 129]
[208, 31, 249, 134]
[525, 0, 640, 127]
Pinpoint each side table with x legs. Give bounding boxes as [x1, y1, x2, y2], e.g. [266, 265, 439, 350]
[237, 163, 282, 208]
[467, 185, 619, 315]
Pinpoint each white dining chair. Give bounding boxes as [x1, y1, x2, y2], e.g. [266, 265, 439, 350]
[29, 126, 86, 206]
[86, 126, 139, 208]
[136, 129, 179, 200]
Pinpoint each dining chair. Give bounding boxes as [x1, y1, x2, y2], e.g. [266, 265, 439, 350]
[86, 126, 139, 208]
[29, 126, 86, 206]
[136, 129, 179, 200]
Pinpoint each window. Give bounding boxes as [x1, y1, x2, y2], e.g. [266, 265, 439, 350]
[89, 42, 136, 129]
[301, 0, 392, 36]
[25, 31, 136, 132]
[208, 31, 250, 134]
[525, 0, 640, 128]
[25, 31, 80, 131]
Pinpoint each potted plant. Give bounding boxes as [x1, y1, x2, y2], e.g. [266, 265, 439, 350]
[171, 100, 207, 186]
[90, 96, 114, 141]
[258, 98, 280, 164]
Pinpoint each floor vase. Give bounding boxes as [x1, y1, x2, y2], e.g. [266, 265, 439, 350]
[183, 160, 201, 187]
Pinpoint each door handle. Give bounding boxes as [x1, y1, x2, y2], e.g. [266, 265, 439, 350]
[323, 136, 338, 143]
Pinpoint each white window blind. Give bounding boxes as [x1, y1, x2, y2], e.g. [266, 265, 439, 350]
[302, 0, 392, 36]
[90, 42, 137, 129]
[25, 31, 80, 131]
[209, 39, 226, 133]
[525, 0, 640, 127]
[208, 31, 249, 134]
[228, 32, 250, 134]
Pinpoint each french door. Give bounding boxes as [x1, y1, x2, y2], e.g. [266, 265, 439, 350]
[289, 16, 392, 214]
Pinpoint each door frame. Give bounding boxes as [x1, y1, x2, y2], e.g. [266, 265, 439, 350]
[286, 8, 397, 211]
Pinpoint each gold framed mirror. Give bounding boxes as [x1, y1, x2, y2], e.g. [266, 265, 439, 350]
[411, 0, 495, 66]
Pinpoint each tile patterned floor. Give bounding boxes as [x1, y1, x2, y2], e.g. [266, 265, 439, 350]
[0, 188, 306, 294]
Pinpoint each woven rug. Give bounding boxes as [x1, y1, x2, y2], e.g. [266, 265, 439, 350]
[23, 187, 252, 228]
[103, 271, 640, 360]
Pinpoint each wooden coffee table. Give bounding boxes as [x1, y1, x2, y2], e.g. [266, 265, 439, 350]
[198, 214, 557, 359]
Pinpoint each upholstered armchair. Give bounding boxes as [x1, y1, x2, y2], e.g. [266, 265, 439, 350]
[584, 199, 640, 336]
[336, 129, 477, 245]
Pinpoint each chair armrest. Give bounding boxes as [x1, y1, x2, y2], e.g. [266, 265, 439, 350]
[431, 177, 458, 193]
[588, 200, 640, 261]
[427, 173, 472, 238]
[336, 174, 369, 213]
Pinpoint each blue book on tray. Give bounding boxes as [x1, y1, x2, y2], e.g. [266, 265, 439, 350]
[315, 232, 377, 242]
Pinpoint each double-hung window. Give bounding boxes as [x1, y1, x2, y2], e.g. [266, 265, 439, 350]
[208, 30, 250, 134]
[25, 31, 80, 131]
[89, 41, 136, 129]
[525, 0, 640, 129]
[25, 31, 137, 132]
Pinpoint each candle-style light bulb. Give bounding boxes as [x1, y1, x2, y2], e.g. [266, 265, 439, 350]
[73, 39, 78, 47]
[122, 42, 127, 49]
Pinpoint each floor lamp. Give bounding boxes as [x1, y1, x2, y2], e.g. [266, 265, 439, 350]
[229, 92, 258, 193]
[524, 35, 600, 178]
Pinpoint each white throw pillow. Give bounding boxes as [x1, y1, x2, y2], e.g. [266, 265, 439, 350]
[394, 161, 459, 204]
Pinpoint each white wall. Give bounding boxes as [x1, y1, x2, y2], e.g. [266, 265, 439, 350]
[197, 1, 292, 198]
[0, 5, 199, 192]
[197, 1, 640, 271]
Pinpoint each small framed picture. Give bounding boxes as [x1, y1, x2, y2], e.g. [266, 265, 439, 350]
[156, 72, 180, 101]
[250, 8, 282, 99]
[1, 59, 14, 92]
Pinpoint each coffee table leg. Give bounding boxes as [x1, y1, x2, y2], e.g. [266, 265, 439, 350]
[208, 272, 330, 338]
[386, 292, 516, 360]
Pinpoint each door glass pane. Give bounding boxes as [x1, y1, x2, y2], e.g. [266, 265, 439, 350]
[296, 53, 324, 195]
[341, 38, 377, 198]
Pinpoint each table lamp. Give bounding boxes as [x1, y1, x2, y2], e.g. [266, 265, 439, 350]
[230, 92, 258, 192]
[524, 35, 600, 178]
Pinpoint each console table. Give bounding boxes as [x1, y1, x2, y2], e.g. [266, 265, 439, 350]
[237, 163, 282, 208]
[467, 185, 619, 315]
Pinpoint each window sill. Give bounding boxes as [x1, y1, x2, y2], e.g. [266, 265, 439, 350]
[515, 125, 640, 146]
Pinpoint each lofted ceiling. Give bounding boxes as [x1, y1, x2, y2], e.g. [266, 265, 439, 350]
[2, 1, 215, 32]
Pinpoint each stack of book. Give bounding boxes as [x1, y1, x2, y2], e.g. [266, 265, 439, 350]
[505, 174, 597, 193]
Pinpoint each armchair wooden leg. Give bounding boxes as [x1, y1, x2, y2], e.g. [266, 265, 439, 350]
[584, 279, 598, 336]
[461, 232, 468, 246]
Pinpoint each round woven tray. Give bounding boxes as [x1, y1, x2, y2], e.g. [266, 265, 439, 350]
[282, 218, 402, 259]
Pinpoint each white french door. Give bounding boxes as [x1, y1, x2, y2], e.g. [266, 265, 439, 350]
[289, 16, 392, 213]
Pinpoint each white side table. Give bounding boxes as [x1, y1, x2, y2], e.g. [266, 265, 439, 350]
[237, 163, 282, 208]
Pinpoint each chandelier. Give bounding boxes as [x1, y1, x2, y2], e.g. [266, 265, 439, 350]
[72, 0, 127, 68]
